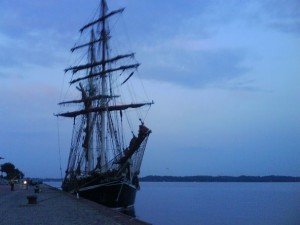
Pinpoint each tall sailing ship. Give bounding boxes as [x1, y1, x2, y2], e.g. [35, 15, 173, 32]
[57, 0, 153, 208]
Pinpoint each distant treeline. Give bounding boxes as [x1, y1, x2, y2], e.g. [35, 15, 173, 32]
[140, 175, 300, 182]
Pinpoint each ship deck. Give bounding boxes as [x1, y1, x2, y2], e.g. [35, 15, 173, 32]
[0, 183, 151, 225]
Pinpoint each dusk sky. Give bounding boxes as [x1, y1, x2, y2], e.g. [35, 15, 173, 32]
[0, 0, 299, 178]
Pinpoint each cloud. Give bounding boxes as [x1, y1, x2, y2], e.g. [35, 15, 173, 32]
[260, 0, 300, 35]
[140, 41, 250, 89]
[0, 29, 69, 79]
[124, 1, 272, 89]
[269, 21, 300, 36]
[0, 1, 91, 79]
[132, 0, 300, 90]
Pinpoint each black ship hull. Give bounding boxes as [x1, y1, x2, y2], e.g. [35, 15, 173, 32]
[80, 182, 137, 208]
[62, 178, 137, 208]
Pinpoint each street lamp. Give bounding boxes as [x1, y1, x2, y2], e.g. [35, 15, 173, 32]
[0, 157, 4, 179]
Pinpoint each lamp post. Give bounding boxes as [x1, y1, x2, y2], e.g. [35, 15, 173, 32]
[0, 157, 4, 180]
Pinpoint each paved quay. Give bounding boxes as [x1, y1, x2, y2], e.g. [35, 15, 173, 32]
[0, 184, 151, 225]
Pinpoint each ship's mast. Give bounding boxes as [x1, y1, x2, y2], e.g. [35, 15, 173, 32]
[100, 0, 108, 172]
[86, 29, 96, 173]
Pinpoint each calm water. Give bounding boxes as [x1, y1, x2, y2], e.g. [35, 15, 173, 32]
[46, 181, 300, 225]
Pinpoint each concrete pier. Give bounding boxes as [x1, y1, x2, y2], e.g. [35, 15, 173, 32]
[0, 184, 151, 225]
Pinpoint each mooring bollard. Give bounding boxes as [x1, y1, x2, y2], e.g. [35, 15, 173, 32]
[27, 195, 37, 204]
[34, 185, 40, 193]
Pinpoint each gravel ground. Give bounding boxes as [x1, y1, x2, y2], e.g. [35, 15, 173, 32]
[0, 184, 151, 225]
